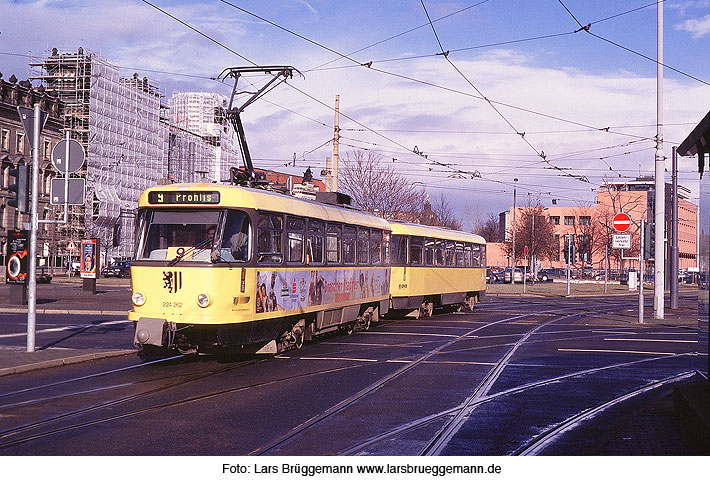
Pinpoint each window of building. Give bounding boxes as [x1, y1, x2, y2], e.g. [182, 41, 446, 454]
[549, 215, 560, 225]
[43, 139, 52, 159]
[579, 216, 591, 226]
[564, 216, 575, 225]
[16, 133, 24, 154]
[1, 129, 9, 151]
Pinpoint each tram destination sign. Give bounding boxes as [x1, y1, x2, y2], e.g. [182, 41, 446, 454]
[148, 191, 220, 205]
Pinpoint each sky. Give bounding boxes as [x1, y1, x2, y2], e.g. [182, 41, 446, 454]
[2, 0, 710, 227]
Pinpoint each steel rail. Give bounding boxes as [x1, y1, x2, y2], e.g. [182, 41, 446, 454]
[512, 370, 697, 456]
[338, 351, 697, 455]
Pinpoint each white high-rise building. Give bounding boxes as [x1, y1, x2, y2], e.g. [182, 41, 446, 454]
[168, 92, 240, 183]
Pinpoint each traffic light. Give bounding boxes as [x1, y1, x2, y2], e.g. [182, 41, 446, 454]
[564, 234, 577, 264]
[8, 163, 30, 214]
[643, 221, 655, 260]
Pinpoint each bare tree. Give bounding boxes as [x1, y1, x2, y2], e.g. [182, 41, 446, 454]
[339, 150, 424, 220]
[429, 192, 462, 230]
[474, 213, 502, 242]
[503, 204, 557, 263]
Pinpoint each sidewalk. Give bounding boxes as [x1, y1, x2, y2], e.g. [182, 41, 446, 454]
[0, 278, 135, 377]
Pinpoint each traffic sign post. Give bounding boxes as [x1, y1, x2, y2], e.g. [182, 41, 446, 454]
[612, 212, 632, 232]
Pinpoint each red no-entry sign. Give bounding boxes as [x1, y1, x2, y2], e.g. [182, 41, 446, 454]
[612, 212, 632, 232]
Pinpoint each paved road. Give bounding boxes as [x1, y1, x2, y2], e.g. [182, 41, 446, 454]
[0, 293, 704, 456]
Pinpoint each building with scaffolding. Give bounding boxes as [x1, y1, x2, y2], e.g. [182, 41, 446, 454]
[30, 48, 168, 261]
[168, 92, 240, 183]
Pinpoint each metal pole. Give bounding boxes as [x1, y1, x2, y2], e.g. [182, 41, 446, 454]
[604, 245, 609, 295]
[566, 236, 571, 296]
[511, 178, 517, 285]
[639, 221, 645, 324]
[27, 103, 41, 352]
[654, 0, 665, 319]
[523, 255, 527, 293]
[670, 146, 679, 309]
[333, 95, 339, 192]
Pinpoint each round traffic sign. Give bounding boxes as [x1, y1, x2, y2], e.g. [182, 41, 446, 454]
[612, 212, 632, 232]
[51, 139, 85, 173]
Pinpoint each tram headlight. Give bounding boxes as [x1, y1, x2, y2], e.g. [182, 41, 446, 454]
[197, 293, 211, 308]
[132, 292, 146, 306]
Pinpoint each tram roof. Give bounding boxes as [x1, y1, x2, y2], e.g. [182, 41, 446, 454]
[138, 183, 391, 230]
[389, 221, 486, 244]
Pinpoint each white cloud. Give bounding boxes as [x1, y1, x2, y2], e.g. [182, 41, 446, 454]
[674, 14, 710, 38]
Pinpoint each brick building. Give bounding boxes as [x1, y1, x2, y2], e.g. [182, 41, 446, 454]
[493, 177, 698, 274]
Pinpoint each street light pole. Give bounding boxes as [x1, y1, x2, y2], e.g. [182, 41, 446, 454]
[511, 178, 518, 285]
[654, 0, 665, 319]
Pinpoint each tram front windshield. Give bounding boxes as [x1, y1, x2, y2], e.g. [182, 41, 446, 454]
[135, 209, 251, 263]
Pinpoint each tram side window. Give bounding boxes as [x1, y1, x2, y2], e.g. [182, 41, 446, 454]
[434, 240, 445, 266]
[471, 244, 485, 267]
[425, 238, 435, 266]
[391, 235, 407, 265]
[343, 225, 357, 264]
[445, 241, 455, 266]
[371, 229, 382, 264]
[358, 227, 370, 264]
[464, 244, 472, 268]
[455, 242, 465, 267]
[287, 217, 305, 263]
[472, 244, 482, 267]
[326, 224, 341, 264]
[409, 236, 424, 265]
[383, 231, 391, 264]
[257, 213, 283, 264]
[220, 210, 251, 263]
[306, 220, 324, 264]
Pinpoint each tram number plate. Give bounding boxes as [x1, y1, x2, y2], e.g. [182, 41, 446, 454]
[162, 302, 183, 308]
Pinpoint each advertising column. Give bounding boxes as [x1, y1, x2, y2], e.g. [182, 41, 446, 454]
[80, 238, 100, 294]
[6, 230, 29, 304]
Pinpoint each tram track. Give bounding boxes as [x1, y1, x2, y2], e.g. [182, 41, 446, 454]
[337, 352, 697, 456]
[0, 359, 371, 450]
[0, 297, 698, 455]
[251, 301, 636, 455]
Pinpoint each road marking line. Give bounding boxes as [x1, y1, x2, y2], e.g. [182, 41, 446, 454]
[0, 320, 132, 340]
[604, 338, 698, 343]
[368, 331, 460, 337]
[558, 348, 678, 356]
[299, 357, 378, 362]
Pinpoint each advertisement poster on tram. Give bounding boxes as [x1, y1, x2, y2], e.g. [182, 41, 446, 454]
[80, 238, 99, 279]
[255, 268, 390, 313]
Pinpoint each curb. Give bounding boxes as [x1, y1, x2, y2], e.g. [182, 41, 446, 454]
[0, 349, 136, 377]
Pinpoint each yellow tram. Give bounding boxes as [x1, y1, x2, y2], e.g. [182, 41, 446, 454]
[129, 183, 391, 354]
[389, 222, 486, 317]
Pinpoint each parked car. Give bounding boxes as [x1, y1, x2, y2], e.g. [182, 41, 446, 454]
[101, 260, 131, 278]
[489, 267, 505, 283]
[36, 267, 52, 284]
[503, 267, 530, 283]
[537, 268, 557, 282]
